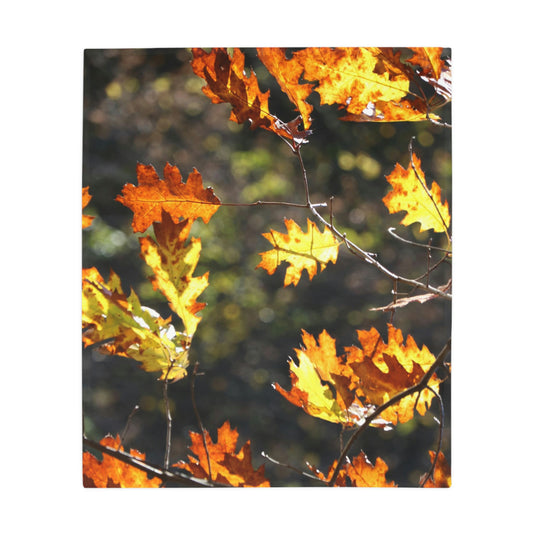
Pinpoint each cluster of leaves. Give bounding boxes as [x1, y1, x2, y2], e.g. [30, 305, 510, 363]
[83, 47, 451, 487]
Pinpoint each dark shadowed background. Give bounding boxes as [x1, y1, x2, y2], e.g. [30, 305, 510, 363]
[82, 48, 452, 486]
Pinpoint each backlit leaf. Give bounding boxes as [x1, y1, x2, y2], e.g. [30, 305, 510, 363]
[117, 162, 220, 234]
[308, 451, 396, 487]
[423, 451, 451, 488]
[257, 218, 339, 287]
[139, 212, 208, 338]
[383, 151, 450, 234]
[273, 330, 392, 429]
[345, 324, 442, 424]
[82, 267, 189, 381]
[257, 47, 314, 130]
[292, 47, 439, 122]
[191, 48, 292, 139]
[173, 421, 270, 487]
[83, 434, 162, 488]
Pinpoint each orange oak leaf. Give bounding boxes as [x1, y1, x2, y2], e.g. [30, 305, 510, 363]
[116, 162, 220, 234]
[191, 48, 292, 139]
[422, 451, 451, 488]
[83, 434, 162, 488]
[383, 151, 450, 235]
[82, 266, 189, 381]
[82, 186, 94, 228]
[139, 212, 208, 338]
[257, 47, 315, 130]
[308, 451, 396, 487]
[345, 324, 441, 424]
[291, 47, 439, 123]
[173, 421, 269, 487]
[257, 218, 339, 287]
[273, 330, 392, 429]
[407, 47, 445, 81]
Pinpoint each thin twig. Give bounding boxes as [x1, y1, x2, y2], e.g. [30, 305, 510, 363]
[162, 377, 172, 470]
[419, 386, 445, 487]
[311, 205, 452, 300]
[161, 349, 177, 471]
[261, 451, 323, 483]
[190, 362, 212, 481]
[387, 227, 451, 254]
[220, 200, 327, 209]
[327, 337, 451, 486]
[120, 405, 140, 446]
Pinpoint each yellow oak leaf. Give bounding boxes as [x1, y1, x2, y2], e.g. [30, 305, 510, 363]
[292, 47, 439, 123]
[273, 349, 350, 425]
[383, 151, 450, 234]
[256, 218, 339, 287]
[82, 267, 189, 381]
[139, 212, 208, 338]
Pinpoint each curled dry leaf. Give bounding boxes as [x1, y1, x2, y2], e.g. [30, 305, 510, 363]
[371, 280, 452, 312]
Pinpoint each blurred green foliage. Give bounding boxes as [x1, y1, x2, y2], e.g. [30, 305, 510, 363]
[82, 48, 451, 486]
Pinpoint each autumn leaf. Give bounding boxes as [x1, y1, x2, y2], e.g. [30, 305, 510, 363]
[83, 434, 162, 488]
[383, 151, 450, 235]
[257, 47, 315, 130]
[173, 421, 270, 487]
[291, 47, 439, 123]
[407, 48, 452, 104]
[82, 266, 189, 381]
[191, 48, 291, 138]
[82, 186, 94, 228]
[309, 451, 396, 487]
[275, 325, 441, 427]
[117, 162, 220, 234]
[139, 212, 208, 338]
[273, 330, 392, 429]
[422, 451, 451, 488]
[257, 218, 339, 287]
[345, 324, 442, 424]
